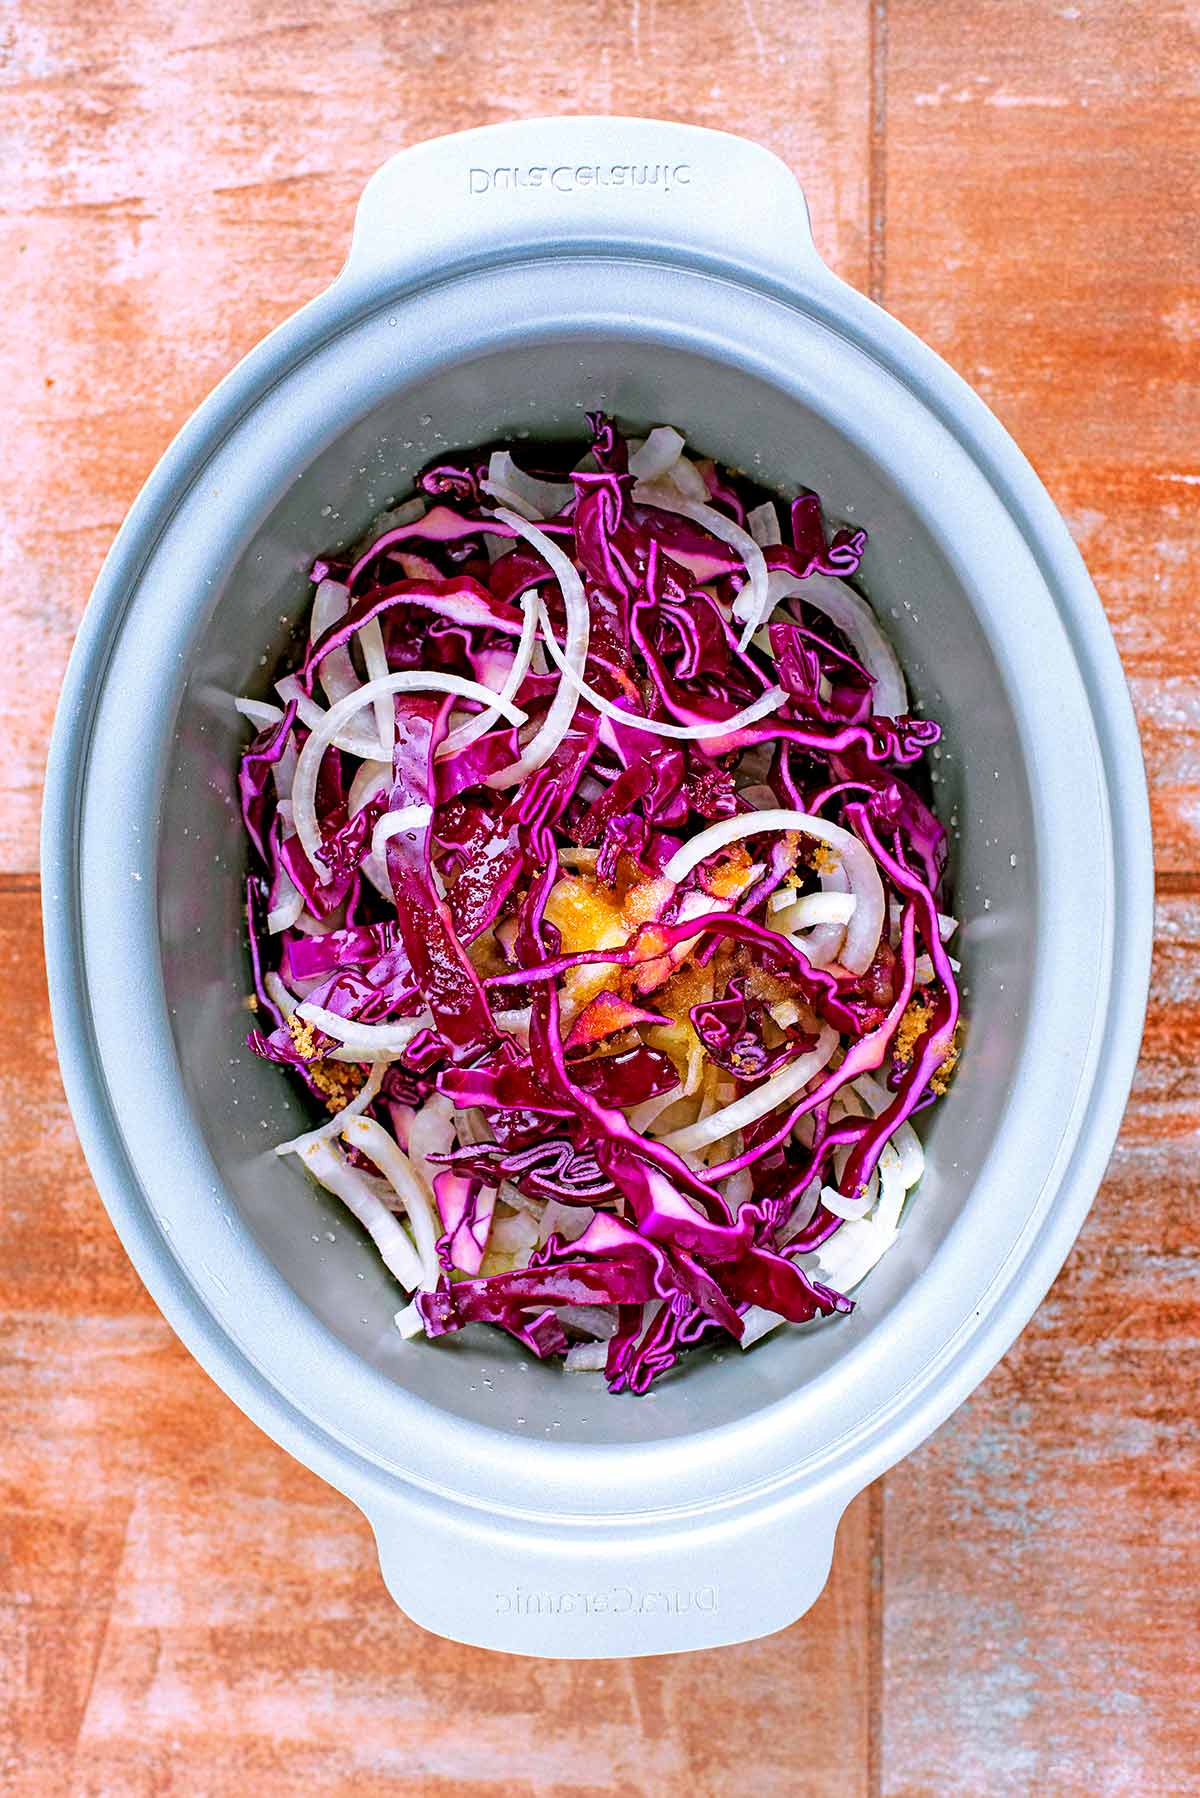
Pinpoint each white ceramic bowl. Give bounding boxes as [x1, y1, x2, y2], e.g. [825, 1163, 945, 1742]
[43, 118, 1152, 1655]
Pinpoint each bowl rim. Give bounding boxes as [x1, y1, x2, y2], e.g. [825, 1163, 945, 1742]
[42, 224, 1153, 1533]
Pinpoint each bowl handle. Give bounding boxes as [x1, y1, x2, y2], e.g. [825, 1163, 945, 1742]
[339, 117, 841, 1657]
[358, 1481, 851, 1657]
[343, 116, 828, 291]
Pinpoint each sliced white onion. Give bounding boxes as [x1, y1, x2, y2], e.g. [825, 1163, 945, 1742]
[406, 1090, 454, 1165]
[719, 1165, 754, 1211]
[371, 805, 433, 867]
[308, 578, 363, 715]
[264, 971, 296, 1018]
[307, 578, 345, 643]
[272, 733, 299, 818]
[874, 1143, 910, 1229]
[480, 477, 542, 520]
[358, 617, 395, 763]
[235, 696, 285, 728]
[275, 672, 383, 761]
[347, 760, 393, 896]
[267, 859, 304, 935]
[495, 1186, 535, 1222]
[628, 426, 686, 481]
[537, 1201, 596, 1247]
[356, 494, 426, 558]
[295, 1003, 429, 1055]
[769, 890, 858, 929]
[492, 1006, 531, 1047]
[626, 1083, 685, 1135]
[309, 577, 350, 644]
[778, 1176, 823, 1244]
[814, 1142, 909, 1291]
[537, 598, 785, 741]
[555, 847, 600, 874]
[746, 501, 782, 548]
[636, 454, 708, 503]
[674, 458, 711, 501]
[405, 1091, 459, 1210]
[557, 1303, 617, 1339]
[340, 1115, 440, 1289]
[850, 1072, 926, 1189]
[484, 451, 575, 520]
[833, 1149, 880, 1216]
[483, 507, 590, 788]
[683, 1041, 706, 1097]
[693, 1065, 724, 1130]
[821, 1180, 874, 1223]
[343, 1166, 406, 1212]
[564, 1339, 611, 1373]
[274, 1059, 389, 1158]
[299, 1138, 425, 1292]
[457, 1108, 493, 1150]
[737, 1305, 789, 1349]
[489, 1208, 540, 1254]
[632, 487, 768, 650]
[659, 1025, 837, 1156]
[290, 909, 335, 938]
[661, 808, 885, 977]
[394, 1298, 425, 1339]
[437, 590, 540, 760]
[292, 670, 527, 871]
[755, 568, 908, 718]
[795, 860, 855, 969]
[348, 759, 390, 816]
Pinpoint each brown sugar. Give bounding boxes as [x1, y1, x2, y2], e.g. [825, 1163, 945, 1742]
[893, 994, 935, 1067]
[285, 1011, 366, 1112]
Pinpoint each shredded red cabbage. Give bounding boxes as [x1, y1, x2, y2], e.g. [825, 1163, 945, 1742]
[239, 416, 961, 1393]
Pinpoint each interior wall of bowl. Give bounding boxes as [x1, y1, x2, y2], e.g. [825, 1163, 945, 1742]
[159, 329, 1036, 1442]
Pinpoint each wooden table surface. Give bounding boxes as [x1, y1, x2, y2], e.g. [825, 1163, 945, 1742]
[3, 2, 1197, 1792]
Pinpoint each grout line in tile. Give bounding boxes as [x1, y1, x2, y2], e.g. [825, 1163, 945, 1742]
[867, 1476, 885, 1798]
[1153, 869, 1200, 896]
[868, 0, 889, 306]
[867, 6, 888, 1787]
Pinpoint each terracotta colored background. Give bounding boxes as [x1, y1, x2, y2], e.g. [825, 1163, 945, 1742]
[3, 1, 1198, 1792]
